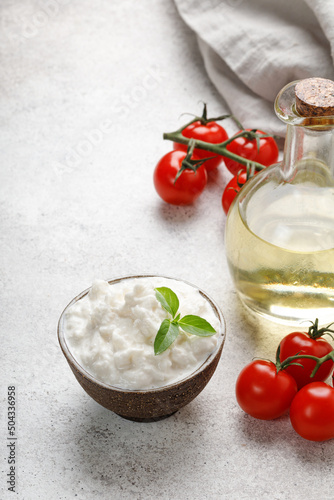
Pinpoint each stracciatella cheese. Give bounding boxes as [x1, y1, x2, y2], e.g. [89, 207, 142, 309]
[64, 277, 220, 390]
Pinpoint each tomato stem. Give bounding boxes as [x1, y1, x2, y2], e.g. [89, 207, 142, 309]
[198, 102, 232, 126]
[279, 350, 334, 378]
[308, 318, 334, 340]
[230, 115, 245, 130]
[173, 139, 214, 183]
[163, 129, 267, 172]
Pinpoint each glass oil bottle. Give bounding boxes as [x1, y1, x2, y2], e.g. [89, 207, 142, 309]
[225, 78, 334, 325]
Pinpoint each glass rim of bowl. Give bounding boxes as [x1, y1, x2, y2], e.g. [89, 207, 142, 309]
[57, 274, 226, 394]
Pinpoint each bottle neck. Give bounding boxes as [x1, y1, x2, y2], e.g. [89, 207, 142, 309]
[282, 124, 334, 178]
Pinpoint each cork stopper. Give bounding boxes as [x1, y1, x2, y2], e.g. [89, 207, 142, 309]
[295, 77, 334, 117]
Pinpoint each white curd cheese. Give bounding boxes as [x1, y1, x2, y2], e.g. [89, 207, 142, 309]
[64, 277, 220, 390]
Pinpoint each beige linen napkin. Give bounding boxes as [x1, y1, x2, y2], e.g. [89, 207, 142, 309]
[174, 0, 334, 135]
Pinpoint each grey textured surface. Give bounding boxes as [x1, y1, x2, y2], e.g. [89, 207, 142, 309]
[1, 1, 333, 499]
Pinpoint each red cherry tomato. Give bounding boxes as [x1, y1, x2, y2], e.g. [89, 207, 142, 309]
[278, 332, 334, 390]
[222, 171, 247, 215]
[173, 120, 228, 172]
[224, 129, 279, 176]
[290, 382, 334, 441]
[235, 360, 297, 420]
[153, 150, 207, 205]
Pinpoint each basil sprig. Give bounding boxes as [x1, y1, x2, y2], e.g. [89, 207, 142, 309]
[154, 287, 216, 355]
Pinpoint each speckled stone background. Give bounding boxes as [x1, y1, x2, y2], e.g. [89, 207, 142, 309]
[1, 1, 334, 499]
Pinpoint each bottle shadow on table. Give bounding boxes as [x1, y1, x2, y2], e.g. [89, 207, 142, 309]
[229, 294, 295, 358]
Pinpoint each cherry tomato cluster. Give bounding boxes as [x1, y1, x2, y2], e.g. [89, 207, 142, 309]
[153, 109, 279, 209]
[236, 320, 334, 442]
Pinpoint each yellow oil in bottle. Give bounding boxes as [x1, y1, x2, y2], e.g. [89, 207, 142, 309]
[225, 163, 334, 325]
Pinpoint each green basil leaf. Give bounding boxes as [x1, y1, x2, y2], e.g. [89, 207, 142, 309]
[178, 315, 216, 337]
[154, 319, 180, 355]
[155, 287, 179, 318]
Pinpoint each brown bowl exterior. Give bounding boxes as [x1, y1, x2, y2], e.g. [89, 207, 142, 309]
[62, 340, 224, 421]
[58, 275, 226, 421]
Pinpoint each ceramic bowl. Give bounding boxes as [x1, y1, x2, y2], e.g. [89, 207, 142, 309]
[57, 275, 226, 422]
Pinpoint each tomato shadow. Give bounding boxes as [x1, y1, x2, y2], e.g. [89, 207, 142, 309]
[155, 199, 201, 224]
[236, 400, 334, 463]
[236, 411, 294, 445]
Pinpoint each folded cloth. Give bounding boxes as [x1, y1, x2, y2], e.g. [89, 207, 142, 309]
[174, 0, 334, 136]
